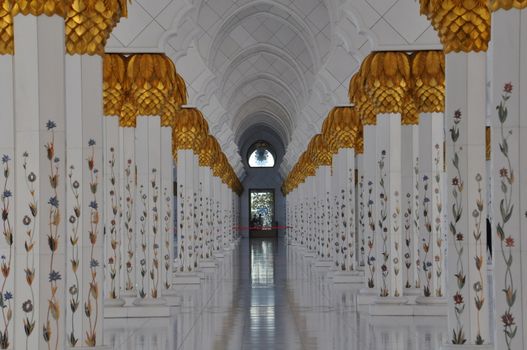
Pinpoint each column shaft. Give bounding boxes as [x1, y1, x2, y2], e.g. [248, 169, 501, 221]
[445, 52, 490, 346]
[490, 9, 527, 350]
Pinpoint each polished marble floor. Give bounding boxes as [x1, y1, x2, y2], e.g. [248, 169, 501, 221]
[104, 238, 448, 349]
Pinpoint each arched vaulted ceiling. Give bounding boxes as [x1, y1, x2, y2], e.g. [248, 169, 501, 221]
[196, 0, 333, 149]
[106, 0, 440, 177]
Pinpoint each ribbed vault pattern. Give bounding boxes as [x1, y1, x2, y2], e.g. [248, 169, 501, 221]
[106, 0, 440, 176]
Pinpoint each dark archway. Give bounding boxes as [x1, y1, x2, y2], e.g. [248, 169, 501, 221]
[238, 124, 286, 238]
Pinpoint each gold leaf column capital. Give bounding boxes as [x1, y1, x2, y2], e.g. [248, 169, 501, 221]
[322, 106, 359, 153]
[363, 51, 411, 114]
[65, 0, 129, 55]
[355, 126, 364, 154]
[419, 0, 490, 53]
[173, 107, 209, 152]
[299, 151, 315, 179]
[308, 134, 332, 168]
[198, 135, 219, 168]
[489, 0, 527, 11]
[401, 93, 419, 125]
[0, 1, 13, 55]
[128, 54, 177, 116]
[412, 50, 445, 114]
[103, 53, 127, 116]
[349, 72, 376, 125]
[13, 0, 70, 17]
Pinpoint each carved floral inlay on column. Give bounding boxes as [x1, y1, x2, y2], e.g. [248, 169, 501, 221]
[495, 82, 517, 349]
[0, 155, 12, 349]
[67, 163, 81, 347]
[433, 146, 444, 297]
[421, 174, 433, 297]
[347, 167, 355, 271]
[43, 120, 62, 350]
[378, 150, 389, 297]
[124, 159, 134, 292]
[366, 180, 376, 288]
[149, 169, 159, 299]
[198, 183, 204, 260]
[107, 147, 120, 300]
[85, 138, 100, 346]
[449, 110, 466, 345]
[334, 193, 341, 269]
[359, 176, 365, 266]
[473, 173, 485, 344]
[392, 190, 401, 297]
[163, 188, 171, 291]
[404, 192, 412, 288]
[21, 152, 37, 348]
[138, 185, 147, 298]
[414, 159, 421, 289]
[191, 192, 197, 269]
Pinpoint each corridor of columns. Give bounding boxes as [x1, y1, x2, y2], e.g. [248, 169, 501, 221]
[1, 1, 527, 350]
[104, 237, 447, 350]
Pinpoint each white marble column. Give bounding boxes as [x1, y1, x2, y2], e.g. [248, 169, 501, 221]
[374, 115, 404, 299]
[400, 124, 420, 294]
[192, 155, 202, 267]
[120, 126, 137, 300]
[134, 117, 150, 300]
[357, 154, 366, 268]
[103, 116, 124, 307]
[160, 125, 176, 298]
[198, 165, 214, 266]
[331, 152, 342, 267]
[298, 190, 304, 247]
[146, 118, 162, 301]
[212, 175, 223, 257]
[65, 54, 106, 347]
[314, 165, 332, 265]
[306, 177, 316, 253]
[176, 149, 196, 273]
[332, 147, 360, 283]
[490, 7, 527, 350]
[443, 52, 490, 348]
[417, 113, 446, 301]
[12, 14, 67, 350]
[0, 53, 14, 350]
[362, 124, 378, 291]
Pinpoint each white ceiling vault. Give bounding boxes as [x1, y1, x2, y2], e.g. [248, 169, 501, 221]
[106, 0, 440, 177]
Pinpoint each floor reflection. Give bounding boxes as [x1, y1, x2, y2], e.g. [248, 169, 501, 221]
[104, 237, 448, 350]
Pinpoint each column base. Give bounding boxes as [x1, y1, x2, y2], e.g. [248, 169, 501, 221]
[357, 287, 378, 305]
[440, 345, 493, 350]
[214, 252, 225, 259]
[161, 290, 182, 307]
[173, 272, 201, 285]
[312, 259, 333, 269]
[303, 252, 316, 259]
[415, 296, 448, 305]
[104, 303, 173, 318]
[104, 297, 126, 307]
[404, 287, 423, 296]
[367, 296, 447, 316]
[368, 296, 410, 316]
[133, 297, 167, 307]
[192, 270, 207, 279]
[121, 290, 138, 306]
[373, 296, 409, 305]
[331, 271, 364, 284]
[199, 259, 218, 269]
